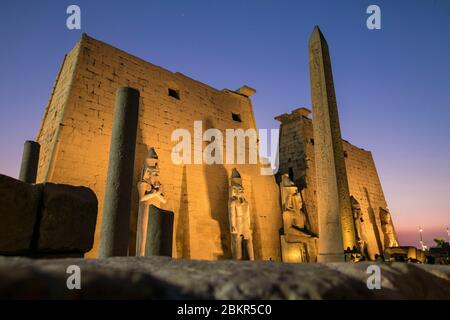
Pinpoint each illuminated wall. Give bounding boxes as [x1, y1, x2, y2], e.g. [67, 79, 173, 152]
[276, 108, 398, 259]
[36, 34, 282, 260]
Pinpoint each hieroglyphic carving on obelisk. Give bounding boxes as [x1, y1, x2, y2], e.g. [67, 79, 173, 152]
[308, 26, 357, 262]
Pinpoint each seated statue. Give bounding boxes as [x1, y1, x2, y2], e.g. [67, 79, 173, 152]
[228, 168, 254, 260]
[280, 173, 309, 241]
[136, 148, 167, 256]
[380, 207, 399, 248]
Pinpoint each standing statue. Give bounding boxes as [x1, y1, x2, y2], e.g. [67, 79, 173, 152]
[350, 196, 367, 257]
[228, 168, 254, 260]
[280, 173, 308, 240]
[136, 148, 167, 256]
[380, 207, 399, 248]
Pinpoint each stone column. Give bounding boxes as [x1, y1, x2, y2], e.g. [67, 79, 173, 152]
[308, 26, 356, 262]
[18, 140, 40, 183]
[98, 87, 140, 258]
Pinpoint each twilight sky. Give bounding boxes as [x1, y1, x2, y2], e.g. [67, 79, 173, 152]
[0, 0, 449, 247]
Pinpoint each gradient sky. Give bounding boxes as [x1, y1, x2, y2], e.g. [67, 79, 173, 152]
[1, 0, 449, 247]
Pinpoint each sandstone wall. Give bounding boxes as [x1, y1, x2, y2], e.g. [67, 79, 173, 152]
[36, 34, 282, 260]
[37, 41, 82, 183]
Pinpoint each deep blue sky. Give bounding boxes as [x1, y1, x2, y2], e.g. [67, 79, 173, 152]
[1, 0, 449, 246]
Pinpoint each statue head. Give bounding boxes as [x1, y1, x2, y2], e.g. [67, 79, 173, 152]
[380, 208, 391, 223]
[350, 196, 360, 209]
[141, 147, 160, 184]
[280, 173, 301, 211]
[142, 167, 152, 181]
[350, 196, 361, 218]
[281, 173, 295, 187]
[231, 184, 244, 197]
[230, 168, 244, 197]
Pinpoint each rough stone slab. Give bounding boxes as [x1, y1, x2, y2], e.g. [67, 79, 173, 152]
[0, 174, 39, 254]
[145, 205, 174, 257]
[36, 183, 98, 253]
[0, 257, 449, 299]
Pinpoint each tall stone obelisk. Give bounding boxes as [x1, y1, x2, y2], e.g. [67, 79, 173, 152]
[308, 26, 357, 262]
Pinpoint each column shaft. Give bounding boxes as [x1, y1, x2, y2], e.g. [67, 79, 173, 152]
[19, 140, 40, 183]
[98, 87, 140, 258]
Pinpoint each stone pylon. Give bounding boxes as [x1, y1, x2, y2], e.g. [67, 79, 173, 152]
[308, 26, 357, 262]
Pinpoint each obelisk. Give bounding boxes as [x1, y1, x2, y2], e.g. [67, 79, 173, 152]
[308, 26, 357, 262]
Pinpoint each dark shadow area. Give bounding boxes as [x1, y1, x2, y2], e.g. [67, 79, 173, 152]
[203, 118, 231, 259]
[128, 121, 149, 256]
[249, 181, 263, 259]
[176, 165, 190, 259]
[364, 187, 383, 254]
[299, 188, 314, 234]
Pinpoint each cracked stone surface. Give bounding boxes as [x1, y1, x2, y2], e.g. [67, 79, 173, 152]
[0, 256, 449, 299]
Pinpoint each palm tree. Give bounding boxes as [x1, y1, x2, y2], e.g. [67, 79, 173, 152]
[433, 238, 450, 248]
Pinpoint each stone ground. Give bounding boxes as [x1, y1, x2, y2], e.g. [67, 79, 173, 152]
[0, 256, 449, 299]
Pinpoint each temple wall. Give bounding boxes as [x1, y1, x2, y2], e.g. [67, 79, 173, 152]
[36, 34, 393, 262]
[343, 141, 397, 255]
[36, 34, 282, 260]
[36, 41, 82, 183]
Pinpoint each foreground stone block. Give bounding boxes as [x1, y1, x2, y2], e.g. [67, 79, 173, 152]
[145, 205, 174, 257]
[36, 183, 98, 253]
[0, 257, 449, 299]
[0, 174, 38, 254]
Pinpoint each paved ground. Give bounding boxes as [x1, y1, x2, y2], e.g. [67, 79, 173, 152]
[0, 256, 449, 299]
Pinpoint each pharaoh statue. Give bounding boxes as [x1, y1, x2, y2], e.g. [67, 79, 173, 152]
[350, 196, 367, 257]
[380, 207, 399, 248]
[280, 173, 308, 241]
[136, 147, 167, 256]
[228, 168, 254, 260]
